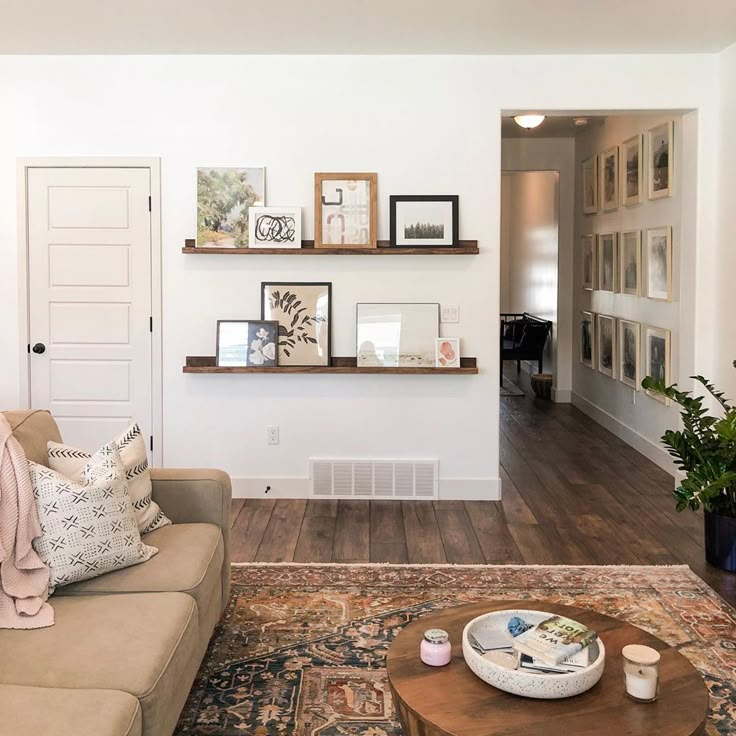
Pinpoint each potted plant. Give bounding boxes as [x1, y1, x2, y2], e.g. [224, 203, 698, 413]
[642, 371, 736, 572]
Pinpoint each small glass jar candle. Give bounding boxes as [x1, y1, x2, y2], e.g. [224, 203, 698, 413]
[420, 628, 452, 667]
[622, 644, 661, 702]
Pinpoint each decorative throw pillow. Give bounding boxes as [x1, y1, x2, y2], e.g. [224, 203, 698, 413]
[48, 424, 170, 535]
[29, 443, 157, 590]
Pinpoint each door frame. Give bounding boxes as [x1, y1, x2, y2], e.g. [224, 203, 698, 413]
[16, 157, 164, 465]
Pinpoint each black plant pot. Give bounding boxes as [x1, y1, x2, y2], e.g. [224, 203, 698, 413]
[704, 510, 736, 572]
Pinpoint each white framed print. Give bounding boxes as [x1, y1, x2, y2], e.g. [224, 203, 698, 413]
[581, 234, 596, 290]
[644, 226, 673, 301]
[597, 232, 617, 293]
[436, 338, 460, 368]
[618, 319, 641, 390]
[645, 326, 671, 403]
[648, 121, 674, 200]
[619, 230, 641, 296]
[582, 155, 598, 214]
[621, 134, 643, 206]
[248, 207, 302, 249]
[599, 147, 619, 211]
[580, 311, 595, 369]
[596, 314, 616, 379]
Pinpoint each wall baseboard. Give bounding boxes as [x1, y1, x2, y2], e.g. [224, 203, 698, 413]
[231, 476, 502, 501]
[552, 387, 572, 403]
[570, 392, 676, 477]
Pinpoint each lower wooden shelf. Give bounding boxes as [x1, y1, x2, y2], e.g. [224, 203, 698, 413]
[183, 356, 478, 375]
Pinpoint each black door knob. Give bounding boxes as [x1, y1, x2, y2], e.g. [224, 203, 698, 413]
[32, 343, 46, 354]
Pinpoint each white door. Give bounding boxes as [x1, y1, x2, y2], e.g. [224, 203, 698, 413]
[27, 167, 153, 453]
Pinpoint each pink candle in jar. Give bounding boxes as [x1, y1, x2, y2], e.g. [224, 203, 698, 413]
[420, 628, 452, 666]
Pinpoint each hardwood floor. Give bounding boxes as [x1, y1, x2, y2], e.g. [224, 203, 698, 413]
[230, 381, 736, 607]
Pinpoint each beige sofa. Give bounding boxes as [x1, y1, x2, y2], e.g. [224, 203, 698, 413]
[0, 410, 232, 736]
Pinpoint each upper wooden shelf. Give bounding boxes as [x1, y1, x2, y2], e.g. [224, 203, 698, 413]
[183, 356, 478, 375]
[182, 239, 479, 256]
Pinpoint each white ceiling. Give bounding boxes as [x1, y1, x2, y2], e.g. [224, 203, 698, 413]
[1, 0, 735, 55]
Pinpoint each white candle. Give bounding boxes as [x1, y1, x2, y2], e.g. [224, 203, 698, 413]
[622, 644, 660, 702]
[625, 668, 658, 701]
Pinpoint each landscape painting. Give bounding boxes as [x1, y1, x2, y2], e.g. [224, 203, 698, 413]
[645, 326, 671, 403]
[582, 156, 598, 214]
[600, 147, 618, 211]
[620, 230, 641, 296]
[645, 226, 672, 301]
[598, 233, 617, 293]
[597, 314, 616, 378]
[580, 311, 595, 368]
[618, 319, 640, 389]
[581, 235, 596, 290]
[622, 135, 642, 206]
[390, 195, 459, 248]
[648, 121, 674, 199]
[197, 167, 265, 247]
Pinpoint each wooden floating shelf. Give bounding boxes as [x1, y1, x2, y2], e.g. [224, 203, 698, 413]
[183, 356, 478, 375]
[182, 239, 479, 256]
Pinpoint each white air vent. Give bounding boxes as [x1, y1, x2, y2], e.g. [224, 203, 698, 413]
[309, 458, 438, 499]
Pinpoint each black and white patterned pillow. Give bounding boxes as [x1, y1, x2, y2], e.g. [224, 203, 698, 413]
[30, 443, 157, 591]
[48, 423, 170, 535]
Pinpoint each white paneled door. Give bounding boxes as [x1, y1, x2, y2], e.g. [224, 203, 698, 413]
[27, 167, 153, 453]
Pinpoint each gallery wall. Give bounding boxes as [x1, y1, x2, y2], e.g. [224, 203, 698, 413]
[0, 54, 721, 497]
[572, 112, 693, 470]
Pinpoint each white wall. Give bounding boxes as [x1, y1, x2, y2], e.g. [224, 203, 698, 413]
[502, 138, 575, 400]
[0, 54, 721, 498]
[571, 113, 694, 469]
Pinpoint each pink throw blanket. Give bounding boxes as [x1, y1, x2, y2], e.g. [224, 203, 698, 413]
[0, 414, 53, 628]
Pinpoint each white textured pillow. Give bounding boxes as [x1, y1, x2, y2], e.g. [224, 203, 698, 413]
[48, 424, 170, 535]
[30, 443, 157, 590]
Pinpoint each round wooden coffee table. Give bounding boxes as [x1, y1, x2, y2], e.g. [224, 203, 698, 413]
[386, 600, 708, 736]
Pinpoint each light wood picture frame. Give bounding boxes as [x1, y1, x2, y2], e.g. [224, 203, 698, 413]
[314, 172, 377, 249]
[645, 326, 671, 404]
[648, 121, 674, 200]
[596, 314, 616, 379]
[600, 147, 619, 212]
[621, 134, 643, 206]
[644, 226, 673, 301]
[580, 311, 595, 369]
[581, 234, 596, 290]
[582, 155, 598, 214]
[619, 230, 641, 296]
[597, 232, 618, 293]
[618, 319, 641, 389]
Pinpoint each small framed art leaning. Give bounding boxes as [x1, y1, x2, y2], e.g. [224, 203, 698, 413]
[314, 173, 377, 249]
[389, 195, 459, 248]
[248, 207, 301, 249]
[216, 320, 279, 367]
[261, 282, 332, 366]
[436, 338, 460, 368]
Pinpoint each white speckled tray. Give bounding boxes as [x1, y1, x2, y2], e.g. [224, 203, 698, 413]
[462, 609, 606, 699]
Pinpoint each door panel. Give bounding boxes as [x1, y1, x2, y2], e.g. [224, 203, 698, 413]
[27, 167, 152, 453]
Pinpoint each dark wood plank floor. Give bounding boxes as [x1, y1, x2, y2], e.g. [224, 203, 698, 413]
[230, 377, 736, 607]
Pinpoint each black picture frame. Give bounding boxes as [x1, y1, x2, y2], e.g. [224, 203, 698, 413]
[389, 195, 460, 248]
[261, 282, 332, 366]
[216, 319, 280, 367]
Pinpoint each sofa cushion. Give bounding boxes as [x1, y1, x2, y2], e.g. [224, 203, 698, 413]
[0, 592, 200, 736]
[2, 409, 62, 466]
[57, 523, 224, 637]
[0, 684, 141, 736]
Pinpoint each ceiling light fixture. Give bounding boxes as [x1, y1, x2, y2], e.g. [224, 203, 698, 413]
[513, 114, 545, 130]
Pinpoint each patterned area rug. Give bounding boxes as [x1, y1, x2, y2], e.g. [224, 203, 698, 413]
[175, 564, 736, 735]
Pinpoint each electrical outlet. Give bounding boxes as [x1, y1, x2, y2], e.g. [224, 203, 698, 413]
[267, 426, 280, 445]
[441, 304, 459, 323]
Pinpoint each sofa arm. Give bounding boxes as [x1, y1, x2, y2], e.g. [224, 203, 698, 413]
[149, 468, 232, 609]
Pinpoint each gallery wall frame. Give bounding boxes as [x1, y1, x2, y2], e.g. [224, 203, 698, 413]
[582, 155, 598, 215]
[597, 232, 618, 293]
[599, 146, 619, 212]
[314, 172, 377, 249]
[580, 311, 596, 369]
[436, 337, 461, 368]
[648, 121, 674, 200]
[644, 326, 671, 404]
[389, 195, 459, 248]
[581, 234, 596, 290]
[644, 226, 673, 302]
[618, 319, 641, 390]
[596, 314, 617, 379]
[621, 134, 643, 207]
[248, 206, 301, 249]
[619, 230, 641, 297]
[216, 319, 280, 367]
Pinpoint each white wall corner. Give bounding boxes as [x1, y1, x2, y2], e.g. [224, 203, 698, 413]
[570, 392, 676, 475]
[552, 387, 572, 403]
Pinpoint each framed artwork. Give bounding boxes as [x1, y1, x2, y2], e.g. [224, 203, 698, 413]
[600, 147, 619, 211]
[582, 155, 598, 214]
[621, 134, 643, 206]
[644, 226, 673, 301]
[619, 230, 641, 296]
[581, 234, 596, 290]
[596, 314, 616, 379]
[248, 207, 301, 249]
[645, 326, 671, 403]
[618, 319, 641, 389]
[436, 338, 460, 368]
[216, 320, 279, 367]
[580, 311, 595, 369]
[197, 167, 265, 247]
[648, 121, 674, 200]
[389, 195, 459, 248]
[597, 232, 617, 293]
[314, 172, 377, 249]
[356, 303, 439, 367]
[261, 282, 331, 366]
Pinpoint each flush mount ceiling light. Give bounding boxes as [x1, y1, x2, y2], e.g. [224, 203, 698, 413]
[513, 114, 545, 129]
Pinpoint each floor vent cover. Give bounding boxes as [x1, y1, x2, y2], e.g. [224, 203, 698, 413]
[309, 458, 438, 499]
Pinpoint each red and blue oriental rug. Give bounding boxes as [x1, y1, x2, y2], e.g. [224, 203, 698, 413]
[175, 563, 736, 735]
